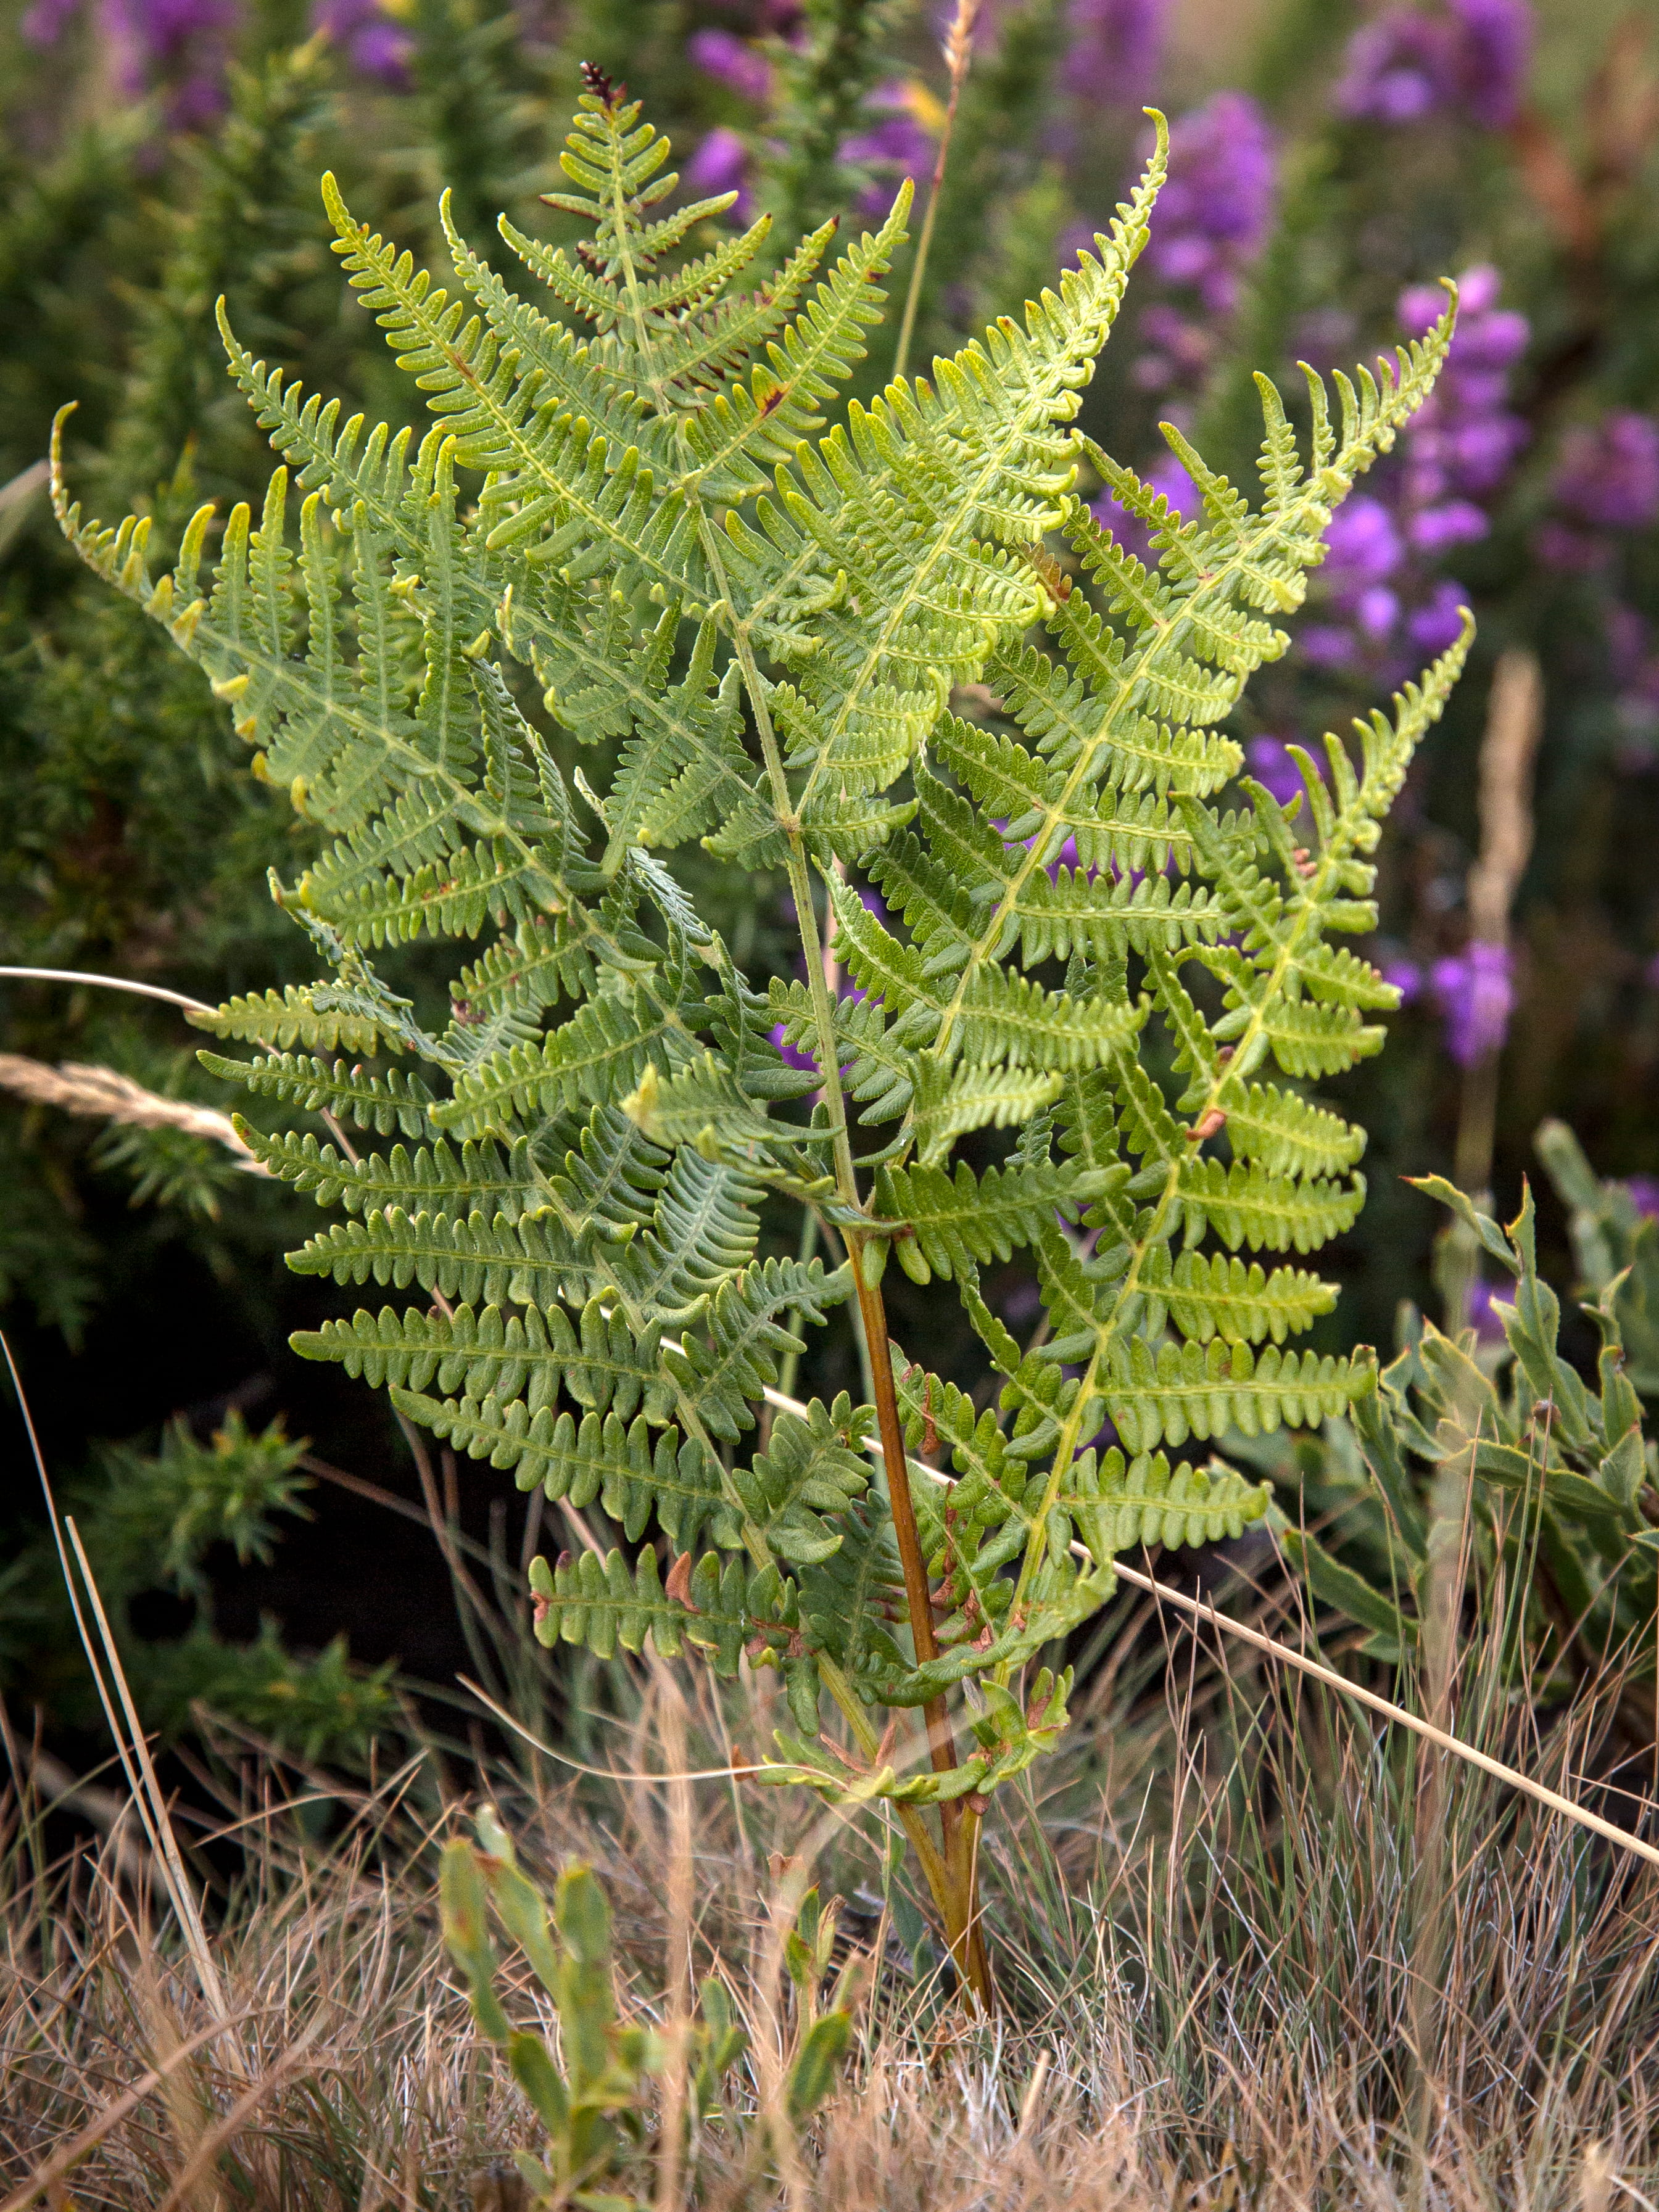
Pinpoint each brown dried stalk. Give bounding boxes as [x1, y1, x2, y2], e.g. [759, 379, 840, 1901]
[0, 1052, 268, 1172]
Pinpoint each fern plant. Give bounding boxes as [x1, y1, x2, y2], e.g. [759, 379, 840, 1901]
[55, 67, 1465, 2004]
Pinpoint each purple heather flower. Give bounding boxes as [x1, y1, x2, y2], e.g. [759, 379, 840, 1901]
[1334, 1, 1531, 130]
[1304, 269, 1525, 672]
[1334, 11, 1457, 123]
[1063, 0, 1171, 106]
[1379, 951, 1425, 1002]
[1622, 1174, 1659, 1220]
[1246, 737, 1307, 810]
[310, 0, 410, 85]
[1409, 498, 1489, 554]
[20, 0, 81, 43]
[1408, 579, 1471, 656]
[1125, 93, 1274, 415]
[1553, 411, 1659, 533]
[688, 26, 772, 105]
[1302, 495, 1404, 666]
[40, 0, 241, 123]
[840, 89, 933, 213]
[1142, 93, 1275, 318]
[1466, 1279, 1510, 1344]
[1432, 939, 1515, 1065]
[682, 126, 752, 214]
[1449, 0, 1532, 128]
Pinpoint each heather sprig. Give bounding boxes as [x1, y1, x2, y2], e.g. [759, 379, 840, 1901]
[1333, 0, 1532, 132]
[1301, 264, 1528, 677]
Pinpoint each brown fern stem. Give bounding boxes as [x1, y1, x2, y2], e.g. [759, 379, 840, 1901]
[849, 1241, 991, 2007]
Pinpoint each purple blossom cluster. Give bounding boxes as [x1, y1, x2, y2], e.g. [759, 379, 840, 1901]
[310, 0, 412, 86]
[1430, 939, 1515, 1065]
[1301, 265, 1529, 674]
[681, 35, 933, 226]
[1534, 411, 1659, 574]
[25, 0, 239, 126]
[1136, 91, 1276, 349]
[1087, 94, 1275, 555]
[1333, 0, 1533, 131]
[687, 25, 773, 105]
[1061, 0, 1170, 109]
[839, 85, 935, 216]
[682, 126, 753, 215]
[1362, 937, 1516, 1067]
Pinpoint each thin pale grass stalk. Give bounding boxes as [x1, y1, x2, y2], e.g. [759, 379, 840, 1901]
[1445, 647, 1543, 1323]
[0, 967, 218, 1018]
[892, 0, 981, 382]
[652, 1671, 695, 2212]
[0, 1053, 266, 1166]
[62, 1521, 238, 2031]
[2, 1332, 232, 2031]
[0, 964, 366, 1167]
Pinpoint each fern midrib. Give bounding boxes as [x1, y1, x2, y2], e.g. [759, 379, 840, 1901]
[605, 128, 655, 379]
[995, 751, 1373, 1671]
[922, 482, 1355, 1093]
[748, 167, 1159, 819]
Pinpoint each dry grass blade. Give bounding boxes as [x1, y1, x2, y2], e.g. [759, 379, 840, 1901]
[1108, 1554, 1659, 1872]
[0, 1048, 267, 1168]
[2, 1332, 232, 2028]
[0, 2016, 238, 2212]
[0, 1052, 266, 1166]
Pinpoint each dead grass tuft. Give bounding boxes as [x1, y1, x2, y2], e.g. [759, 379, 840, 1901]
[5, 1577, 1659, 2209]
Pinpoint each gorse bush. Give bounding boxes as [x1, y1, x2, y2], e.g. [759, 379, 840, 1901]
[56, 67, 1467, 1997]
[0, 1405, 399, 1760]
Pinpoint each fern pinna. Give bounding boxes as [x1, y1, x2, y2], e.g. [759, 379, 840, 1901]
[55, 68, 1465, 2004]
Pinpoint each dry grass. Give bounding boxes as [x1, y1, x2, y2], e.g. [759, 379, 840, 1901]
[5, 1575, 1659, 2211]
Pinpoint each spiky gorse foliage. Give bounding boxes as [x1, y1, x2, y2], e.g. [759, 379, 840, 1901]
[55, 68, 1465, 1998]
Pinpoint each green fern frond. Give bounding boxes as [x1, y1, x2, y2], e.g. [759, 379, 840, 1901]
[1104, 1338, 1368, 1451]
[530, 1543, 796, 1674]
[731, 1397, 872, 1566]
[1065, 1446, 1273, 1559]
[198, 1050, 436, 1135]
[244, 1127, 537, 1221]
[294, 1295, 673, 1422]
[57, 67, 1470, 1921]
[874, 1159, 1089, 1284]
[188, 984, 384, 1056]
[662, 1256, 852, 1442]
